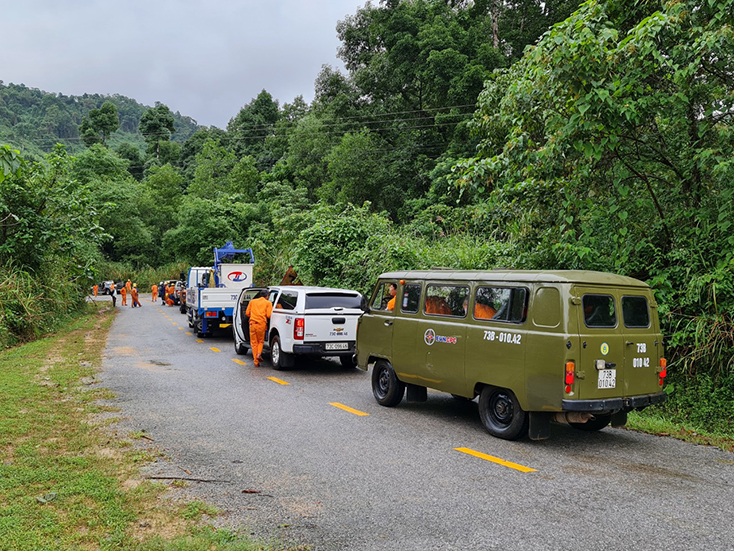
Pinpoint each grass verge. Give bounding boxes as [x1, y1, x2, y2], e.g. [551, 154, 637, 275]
[0, 304, 304, 550]
[625, 410, 734, 452]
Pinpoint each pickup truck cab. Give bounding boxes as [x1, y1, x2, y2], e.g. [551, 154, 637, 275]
[233, 285, 363, 370]
[357, 270, 667, 441]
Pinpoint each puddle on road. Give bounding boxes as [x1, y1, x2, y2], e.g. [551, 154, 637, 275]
[134, 360, 174, 373]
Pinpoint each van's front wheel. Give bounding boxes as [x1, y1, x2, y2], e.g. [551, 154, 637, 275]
[478, 386, 528, 440]
[372, 360, 404, 407]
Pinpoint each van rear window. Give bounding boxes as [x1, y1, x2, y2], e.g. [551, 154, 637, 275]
[583, 295, 617, 327]
[622, 296, 650, 328]
[306, 293, 361, 310]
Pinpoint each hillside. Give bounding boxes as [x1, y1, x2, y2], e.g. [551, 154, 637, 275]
[0, 81, 202, 159]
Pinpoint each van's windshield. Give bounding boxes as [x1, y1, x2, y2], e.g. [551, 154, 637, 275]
[306, 293, 362, 310]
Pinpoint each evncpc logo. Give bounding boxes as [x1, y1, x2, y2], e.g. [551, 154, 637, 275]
[228, 272, 248, 282]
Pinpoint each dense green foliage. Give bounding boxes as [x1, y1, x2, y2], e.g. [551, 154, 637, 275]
[0, 82, 200, 159]
[1, 0, 731, 434]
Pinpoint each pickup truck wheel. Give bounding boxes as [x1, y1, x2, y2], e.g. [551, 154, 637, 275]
[570, 413, 611, 431]
[270, 335, 293, 370]
[478, 386, 528, 440]
[232, 326, 248, 355]
[372, 360, 404, 407]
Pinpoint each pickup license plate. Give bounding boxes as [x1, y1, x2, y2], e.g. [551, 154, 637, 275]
[598, 369, 616, 389]
[325, 342, 349, 351]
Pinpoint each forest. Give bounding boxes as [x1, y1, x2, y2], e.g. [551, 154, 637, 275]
[1, 0, 732, 434]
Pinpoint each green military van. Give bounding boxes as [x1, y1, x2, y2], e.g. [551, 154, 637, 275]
[356, 270, 667, 441]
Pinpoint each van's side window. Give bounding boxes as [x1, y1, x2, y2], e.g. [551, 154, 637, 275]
[401, 283, 422, 314]
[475, 287, 528, 323]
[583, 294, 617, 327]
[371, 282, 398, 311]
[276, 291, 298, 310]
[622, 296, 650, 328]
[424, 285, 469, 317]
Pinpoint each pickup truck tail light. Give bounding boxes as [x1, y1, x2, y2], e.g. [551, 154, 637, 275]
[658, 358, 667, 385]
[564, 361, 575, 392]
[294, 318, 305, 340]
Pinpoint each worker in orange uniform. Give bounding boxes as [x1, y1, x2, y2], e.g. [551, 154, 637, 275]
[165, 284, 175, 306]
[245, 290, 273, 367]
[92, 284, 98, 297]
[131, 284, 142, 308]
[125, 279, 132, 295]
[386, 283, 397, 311]
[120, 284, 128, 306]
[151, 283, 158, 302]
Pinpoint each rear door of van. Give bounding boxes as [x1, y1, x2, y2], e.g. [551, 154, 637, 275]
[618, 290, 664, 396]
[573, 286, 627, 401]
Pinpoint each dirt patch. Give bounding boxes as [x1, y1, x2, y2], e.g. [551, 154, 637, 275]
[133, 360, 172, 373]
[113, 346, 139, 356]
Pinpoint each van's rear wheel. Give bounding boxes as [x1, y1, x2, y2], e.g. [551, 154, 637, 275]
[478, 386, 528, 440]
[570, 413, 611, 431]
[372, 360, 404, 407]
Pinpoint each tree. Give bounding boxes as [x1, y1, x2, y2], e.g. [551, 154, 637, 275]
[78, 101, 120, 147]
[139, 103, 176, 160]
[227, 90, 280, 168]
[457, 0, 734, 382]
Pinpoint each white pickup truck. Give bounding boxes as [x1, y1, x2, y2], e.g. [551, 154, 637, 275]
[232, 285, 363, 369]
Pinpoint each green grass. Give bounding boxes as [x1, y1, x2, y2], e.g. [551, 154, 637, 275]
[626, 409, 734, 452]
[0, 307, 303, 550]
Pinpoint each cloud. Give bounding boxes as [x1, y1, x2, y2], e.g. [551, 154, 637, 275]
[3, 0, 366, 127]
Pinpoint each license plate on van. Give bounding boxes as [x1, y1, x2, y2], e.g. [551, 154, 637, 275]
[598, 369, 616, 389]
[325, 342, 349, 351]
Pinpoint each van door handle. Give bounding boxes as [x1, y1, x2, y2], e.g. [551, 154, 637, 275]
[384, 320, 393, 326]
[625, 341, 634, 346]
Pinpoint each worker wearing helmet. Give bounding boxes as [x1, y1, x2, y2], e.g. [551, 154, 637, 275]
[151, 283, 158, 302]
[131, 284, 141, 308]
[120, 284, 128, 306]
[245, 290, 273, 367]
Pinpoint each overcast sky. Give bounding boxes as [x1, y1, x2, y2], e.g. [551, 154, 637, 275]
[4, 1, 368, 128]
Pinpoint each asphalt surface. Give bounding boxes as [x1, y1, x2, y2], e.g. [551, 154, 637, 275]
[97, 294, 734, 550]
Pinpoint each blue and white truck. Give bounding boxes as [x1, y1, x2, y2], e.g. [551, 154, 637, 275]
[185, 242, 255, 337]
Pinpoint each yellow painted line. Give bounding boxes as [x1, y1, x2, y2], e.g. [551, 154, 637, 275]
[267, 377, 290, 386]
[232, 359, 247, 366]
[209, 347, 221, 352]
[186, 332, 192, 336]
[178, 327, 184, 331]
[329, 402, 369, 416]
[454, 447, 537, 473]
[196, 339, 204, 344]
[172, 322, 178, 326]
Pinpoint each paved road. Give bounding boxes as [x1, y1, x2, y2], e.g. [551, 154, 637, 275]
[98, 295, 734, 550]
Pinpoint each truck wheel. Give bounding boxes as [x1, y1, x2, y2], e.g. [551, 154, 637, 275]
[194, 318, 205, 338]
[372, 360, 404, 407]
[570, 414, 611, 431]
[340, 354, 355, 369]
[478, 386, 528, 440]
[270, 335, 293, 370]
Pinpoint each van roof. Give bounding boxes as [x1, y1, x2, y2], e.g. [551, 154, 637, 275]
[271, 285, 361, 294]
[378, 270, 649, 288]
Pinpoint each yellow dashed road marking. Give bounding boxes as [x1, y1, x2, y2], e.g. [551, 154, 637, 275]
[267, 377, 290, 386]
[196, 339, 204, 344]
[232, 359, 247, 366]
[454, 447, 537, 473]
[209, 347, 221, 352]
[329, 402, 369, 416]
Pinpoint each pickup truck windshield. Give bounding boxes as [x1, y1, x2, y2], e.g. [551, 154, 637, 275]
[305, 293, 361, 310]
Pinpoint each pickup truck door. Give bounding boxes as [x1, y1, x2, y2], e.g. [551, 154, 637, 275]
[234, 288, 263, 345]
